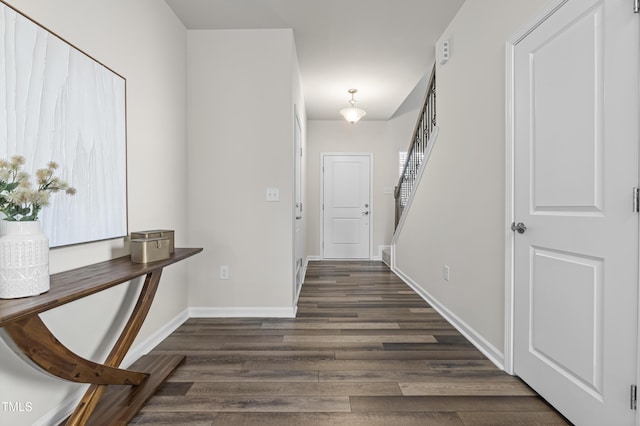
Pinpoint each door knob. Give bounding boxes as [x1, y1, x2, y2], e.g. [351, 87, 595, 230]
[511, 222, 527, 234]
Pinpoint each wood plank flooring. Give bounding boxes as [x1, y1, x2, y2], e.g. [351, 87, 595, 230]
[132, 261, 570, 425]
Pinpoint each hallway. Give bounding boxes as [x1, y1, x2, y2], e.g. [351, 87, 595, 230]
[133, 261, 569, 425]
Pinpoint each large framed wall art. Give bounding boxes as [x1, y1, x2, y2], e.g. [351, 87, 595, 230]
[0, 1, 128, 247]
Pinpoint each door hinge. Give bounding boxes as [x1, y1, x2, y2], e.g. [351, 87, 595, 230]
[631, 385, 637, 410]
[634, 187, 640, 212]
[635, 0, 640, 13]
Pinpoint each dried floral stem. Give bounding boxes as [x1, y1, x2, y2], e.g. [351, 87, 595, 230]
[0, 156, 76, 221]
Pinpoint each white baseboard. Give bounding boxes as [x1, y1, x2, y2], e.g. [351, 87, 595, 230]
[392, 266, 505, 370]
[379, 245, 391, 267]
[34, 308, 190, 426]
[189, 306, 297, 318]
[121, 308, 190, 368]
[33, 386, 87, 426]
[294, 258, 311, 304]
[377, 245, 390, 260]
[307, 255, 321, 262]
[303, 257, 310, 279]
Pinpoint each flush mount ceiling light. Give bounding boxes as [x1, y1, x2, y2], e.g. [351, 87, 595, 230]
[339, 89, 366, 123]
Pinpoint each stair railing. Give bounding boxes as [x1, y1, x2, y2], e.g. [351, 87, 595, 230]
[394, 67, 436, 228]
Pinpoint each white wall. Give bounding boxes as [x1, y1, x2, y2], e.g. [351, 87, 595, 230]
[306, 107, 419, 259]
[187, 29, 303, 314]
[0, 1, 188, 424]
[394, 0, 549, 360]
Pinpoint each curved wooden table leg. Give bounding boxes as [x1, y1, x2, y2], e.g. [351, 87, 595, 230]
[3, 315, 148, 385]
[67, 268, 163, 426]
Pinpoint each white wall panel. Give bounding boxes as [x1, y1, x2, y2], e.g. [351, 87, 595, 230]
[186, 29, 300, 310]
[0, 0, 188, 423]
[393, 0, 549, 353]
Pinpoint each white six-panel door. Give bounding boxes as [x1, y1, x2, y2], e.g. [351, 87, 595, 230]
[322, 154, 371, 259]
[512, 0, 639, 424]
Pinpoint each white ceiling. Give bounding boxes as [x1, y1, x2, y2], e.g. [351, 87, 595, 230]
[164, 0, 465, 121]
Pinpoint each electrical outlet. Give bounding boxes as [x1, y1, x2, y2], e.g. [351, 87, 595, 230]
[220, 265, 229, 280]
[266, 187, 280, 202]
[443, 265, 450, 282]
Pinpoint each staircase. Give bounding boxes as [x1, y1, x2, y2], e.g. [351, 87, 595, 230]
[394, 67, 436, 229]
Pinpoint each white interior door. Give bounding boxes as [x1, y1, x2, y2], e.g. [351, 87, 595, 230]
[294, 111, 303, 295]
[513, 1, 639, 424]
[322, 154, 371, 259]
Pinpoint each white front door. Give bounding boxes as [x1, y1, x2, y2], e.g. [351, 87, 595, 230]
[513, 1, 639, 424]
[322, 154, 371, 259]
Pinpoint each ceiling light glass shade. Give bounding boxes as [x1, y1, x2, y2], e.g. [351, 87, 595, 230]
[340, 88, 366, 123]
[340, 106, 367, 123]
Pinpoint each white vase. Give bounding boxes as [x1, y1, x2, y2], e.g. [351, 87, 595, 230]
[0, 221, 50, 299]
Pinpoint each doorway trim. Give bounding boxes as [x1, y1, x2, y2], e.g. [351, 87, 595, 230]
[504, 0, 569, 376]
[293, 105, 304, 304]
[320, 152, 373, 260]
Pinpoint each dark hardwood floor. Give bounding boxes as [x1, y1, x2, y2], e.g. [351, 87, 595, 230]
[131, 261, 570, 425]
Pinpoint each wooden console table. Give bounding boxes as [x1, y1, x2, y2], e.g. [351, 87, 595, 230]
[0, 247, 203, 425]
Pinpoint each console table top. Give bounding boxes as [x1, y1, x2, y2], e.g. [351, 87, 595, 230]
[0, 247, 202, 327]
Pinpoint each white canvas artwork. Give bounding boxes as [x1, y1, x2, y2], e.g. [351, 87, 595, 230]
[0, 3, 127, 247]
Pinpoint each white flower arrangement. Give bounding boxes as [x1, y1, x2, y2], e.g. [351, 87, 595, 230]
[0, 155, 76, 221]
